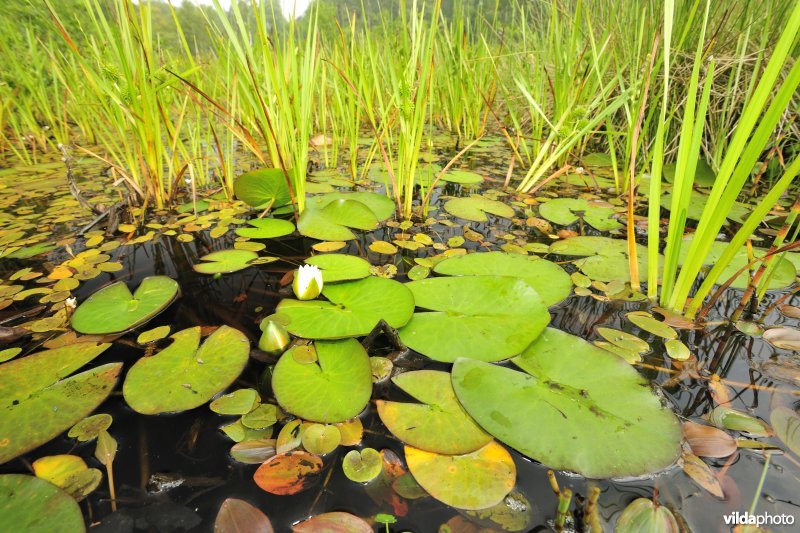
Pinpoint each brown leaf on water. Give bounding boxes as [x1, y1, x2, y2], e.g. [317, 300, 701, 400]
[682, 452, 724, 499]
[292, 512, 372, 533]
[214, 498, 274, 533]
[253, 451, 323, 495]
[683, 421, 737, 458]
[707, 375, 732, 406]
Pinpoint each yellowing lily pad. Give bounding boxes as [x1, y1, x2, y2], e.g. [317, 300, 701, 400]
[123, 326, 250, 414]
[71, 276, 179, 334]
[272, 339, 372, 423]
[277, 277, 414, 339]
[253, 451, 323, 495]
[377, 370, 491, 454]
[451, 328, 682, 478]
[405, 442, 516, 510]
[398, 276, 550, 362]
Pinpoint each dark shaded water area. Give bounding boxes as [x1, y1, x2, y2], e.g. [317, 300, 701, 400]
[0, 141, 799, 532]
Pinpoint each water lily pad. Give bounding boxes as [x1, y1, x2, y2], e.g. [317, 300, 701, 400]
[32, 455, 101, 501]
[0, 474, 85, 533]
[444, 196, 515, 222]
[665, 339, 691, 361]
[230, 440, 277, 464]
[234, 168, 292, 209]
[616, 498, 679, 532]
[272, 339, 372, 423]
[71, 276, 179, 334]
[376, 370, 491, 454]
[298, 192, 394, 241]
[193, 249, 258, 275]
[210, 389, 260, 415]
[549, 236, 660, 283]
[277, 277, 414, 339]
[626, 312, 678, 340]
[539, 198, 621, 231]
[596, 327, 649, 354]
[433, 252, 572, 307]
[398, 276, 550, 362]
[405, 442, 516, 510]
[304, 254, 371, 283]
[235, 218, 295, 239]
[68, 413, 112, 442]
[137, 325, 171, 344]
[451, 328, 682, 478]
[0, 341, 118, 464]
[677, 238, 797, 290]
[301, 423, 341, 455]
[123, 326, 250, 414]
[253, 451, 323, 495]
[442, 170, 483, 184]
[342, 448, 383, 483]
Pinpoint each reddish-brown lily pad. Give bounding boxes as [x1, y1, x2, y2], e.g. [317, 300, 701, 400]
[253, 451, 324, 495]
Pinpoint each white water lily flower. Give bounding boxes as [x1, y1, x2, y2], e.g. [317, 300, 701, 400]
[65, 297, 77, 309]
[293, 264, 323, 300]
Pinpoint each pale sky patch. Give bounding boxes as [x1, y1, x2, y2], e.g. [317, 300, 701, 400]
[187, 0, 312, 19]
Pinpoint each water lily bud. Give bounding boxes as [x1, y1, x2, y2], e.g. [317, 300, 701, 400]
[258, 320, 290, 356]
[293, 264, 323, 300]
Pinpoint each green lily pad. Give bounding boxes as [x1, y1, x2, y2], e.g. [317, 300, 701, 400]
[123, 326, 250, 415]
[0, 474, 85, 533]
[433, 252, 572, 307]
[304, 254, 371, 283]
[596, 327, 649, 354]
[707, 406, 771, 436]
[539, 198, 621, 231]
[235, 218, 295, 239]
[242, 404, 278, 429]
[193, 249, 258, 275]
[342, 448, 383, 483]
[137, 325, 171, 345]
[444, 196, 515, 222]
[71, 276, 179, 334]
[68, 414, 113, 442]
[662, 190, 751, 223]
[665, 339, 691, 361]
[663, 159, 716, 187]
[550, 236, 661, 283]
[233, 168, 292, 209]
[626, 312, 678, 339]
[398, 276, 550, 362]
[298, 192, 395, 241]
[677, 238, 796, 290]
[272, 339, 372, 423]
[451, 328, 682, 478]
[377, 370, 491, 454]
[442, 170, 483, 184]
[210, 389, 260, 415]
[277, 277, 414, 339]
[0, 342, 119, 464]
[405, 442, 516, 510]
[301, 423, 341, 455]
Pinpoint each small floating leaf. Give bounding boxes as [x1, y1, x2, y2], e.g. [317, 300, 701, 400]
[230, 440, 277, 464]
[342, 448, 383, 483]
[444, 196, 514, 222]
[597, 327, 649, 354]
[137, 325, 171, 344]
[210, 389, 261, 415]
[707, 407, 771, 437]
[539, 198, 621, 231]
[68, 414, 112, 442]
[235, 218, 295, 239]
[626, 311, 678, 340]
[301, 423, 341, 455]
[405, 442, 516, 510]
[762, 327, 800, 350]
[292, 512, 372, 533]
[32, 455, 101, 501]
[664, 339, 691, 361]
[681, 452, 724, 499]
[683, 421, 737, 458]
